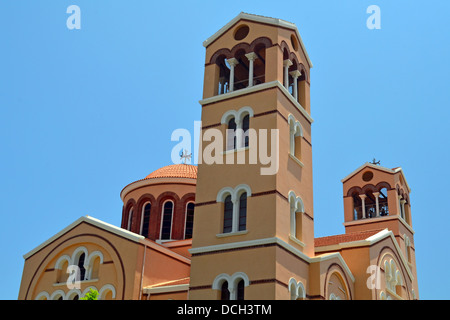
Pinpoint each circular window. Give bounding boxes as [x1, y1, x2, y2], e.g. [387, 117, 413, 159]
[362, 171, 374, 182]
[234, 25, 249, 41]
[290, 34, 298, 51]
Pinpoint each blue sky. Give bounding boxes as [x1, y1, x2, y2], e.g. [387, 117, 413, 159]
[1, 0, 449, 300]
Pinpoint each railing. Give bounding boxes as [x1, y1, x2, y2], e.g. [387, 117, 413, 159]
[353, 203, 389, 220]
[218, 75, 265, 95]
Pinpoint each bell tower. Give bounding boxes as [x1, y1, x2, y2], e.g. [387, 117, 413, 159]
[189, 13, 314, 300]
[341, 162, 418, 292]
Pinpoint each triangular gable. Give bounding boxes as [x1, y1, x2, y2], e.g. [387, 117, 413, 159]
[341, 162, 411, 192]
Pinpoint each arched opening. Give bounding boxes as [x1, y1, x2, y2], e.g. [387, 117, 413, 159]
[184, 202, 195, 239]
[160, 200, 174, 240]
[140, 202, 151, 238]
[221, 281, 230, 300]
[233, 49, 249, 91]
[238, 192, 247, 231]
[236, 279, 245, 300]
[379, 188, 389, 216]
[127, 207, 134, 231]
[77, 253, 86, 281]
[227, 117, 237, 150]
[242, 114, 250, 148]
[217, 55, 230, 95]
[90, 255, 101, 280]
[252, 43, 266, 86]
[223, 195, 233, 233]
[352, 191, 362, 220]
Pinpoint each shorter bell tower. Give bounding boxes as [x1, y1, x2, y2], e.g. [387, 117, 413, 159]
[341, 162, 417, 279]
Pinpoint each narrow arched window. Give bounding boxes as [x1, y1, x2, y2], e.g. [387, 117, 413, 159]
[141, 202, 151, 238]
[160, 201, 174, 240]
[227, 118, 237, 150]
[238, 193, 247, 231]
[237, 280, 245, 300]
[127, 208, 134, 231]
[221, 282, 230, 300]
[379, 188, 389, 216]
[78, 253, 86, 281]
[184, 202, 195, 239]
[223, 195, 233, 233]
[242, 114, 250, 148]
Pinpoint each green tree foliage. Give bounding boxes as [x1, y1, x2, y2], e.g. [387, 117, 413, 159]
[81, 288, 99, 300]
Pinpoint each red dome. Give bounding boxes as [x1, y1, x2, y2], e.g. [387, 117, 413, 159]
[145, 164, 197, 180]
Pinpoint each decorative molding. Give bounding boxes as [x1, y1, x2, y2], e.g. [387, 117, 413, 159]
[199, 80, 313, 124]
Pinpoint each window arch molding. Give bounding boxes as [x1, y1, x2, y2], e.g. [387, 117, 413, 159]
[288, 190, 305, 244]
[35, 291, 50, 300]
[217, 184, 251, 234]
[54, 255, 71, 271]
[220, 106, 254, 125]
[212, 272, 250, 300]
[71, 246, 89, 267]
[66, 288, 82, 300]
[288, 277, 306, 300]
[217, 184, 252, 203]
[99, 284, 117, 300]
[50, 290, 65, 300]
[288, 114, 303, 162]
[209, 37, 273, 65]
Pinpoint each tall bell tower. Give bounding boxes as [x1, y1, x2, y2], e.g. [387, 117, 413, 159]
[189, 13, 314, 300]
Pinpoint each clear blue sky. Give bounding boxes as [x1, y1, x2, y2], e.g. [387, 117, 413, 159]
[1, 0, 449, 300]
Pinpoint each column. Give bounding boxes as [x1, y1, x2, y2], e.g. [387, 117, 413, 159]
[245, 52, 258, 87]
[289, 70, 302, 101]
[232, 197, 239, 232]
[373, 192, 380, 217]
[359, 194, 367, 219]
[219, 76, 226, 94]
[400, 199, 406, 219]
[283, 59, 293, 89]
[226, 58, 239, 92]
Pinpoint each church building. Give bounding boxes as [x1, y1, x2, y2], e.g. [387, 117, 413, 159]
[18, 12, 419, 300]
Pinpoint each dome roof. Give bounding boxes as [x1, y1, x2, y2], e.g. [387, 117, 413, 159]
[145, 164, 197, 180]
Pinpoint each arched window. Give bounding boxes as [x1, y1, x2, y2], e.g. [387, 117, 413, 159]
[140, 202, 151, 238]
[218, 184, 251, 234]
[127, 208, 134, 231]
[242, 114, 250, 148]
[221, 282, 230, 300]
[77, 253, 86, 281]
[352, 192, 362, 220]
[217, 55, 230, 95]
[238, 192, 247, 231]
[289, 191, 304, 243]
[223, 195, 233, 233]
[160, 201, 174, 240]
[184, 202, 195, 239]
[288, 115, 303, 163]
[379, 188, 389, 216]
[227, 117, 237, 150]
[236, 280, 245, 300]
